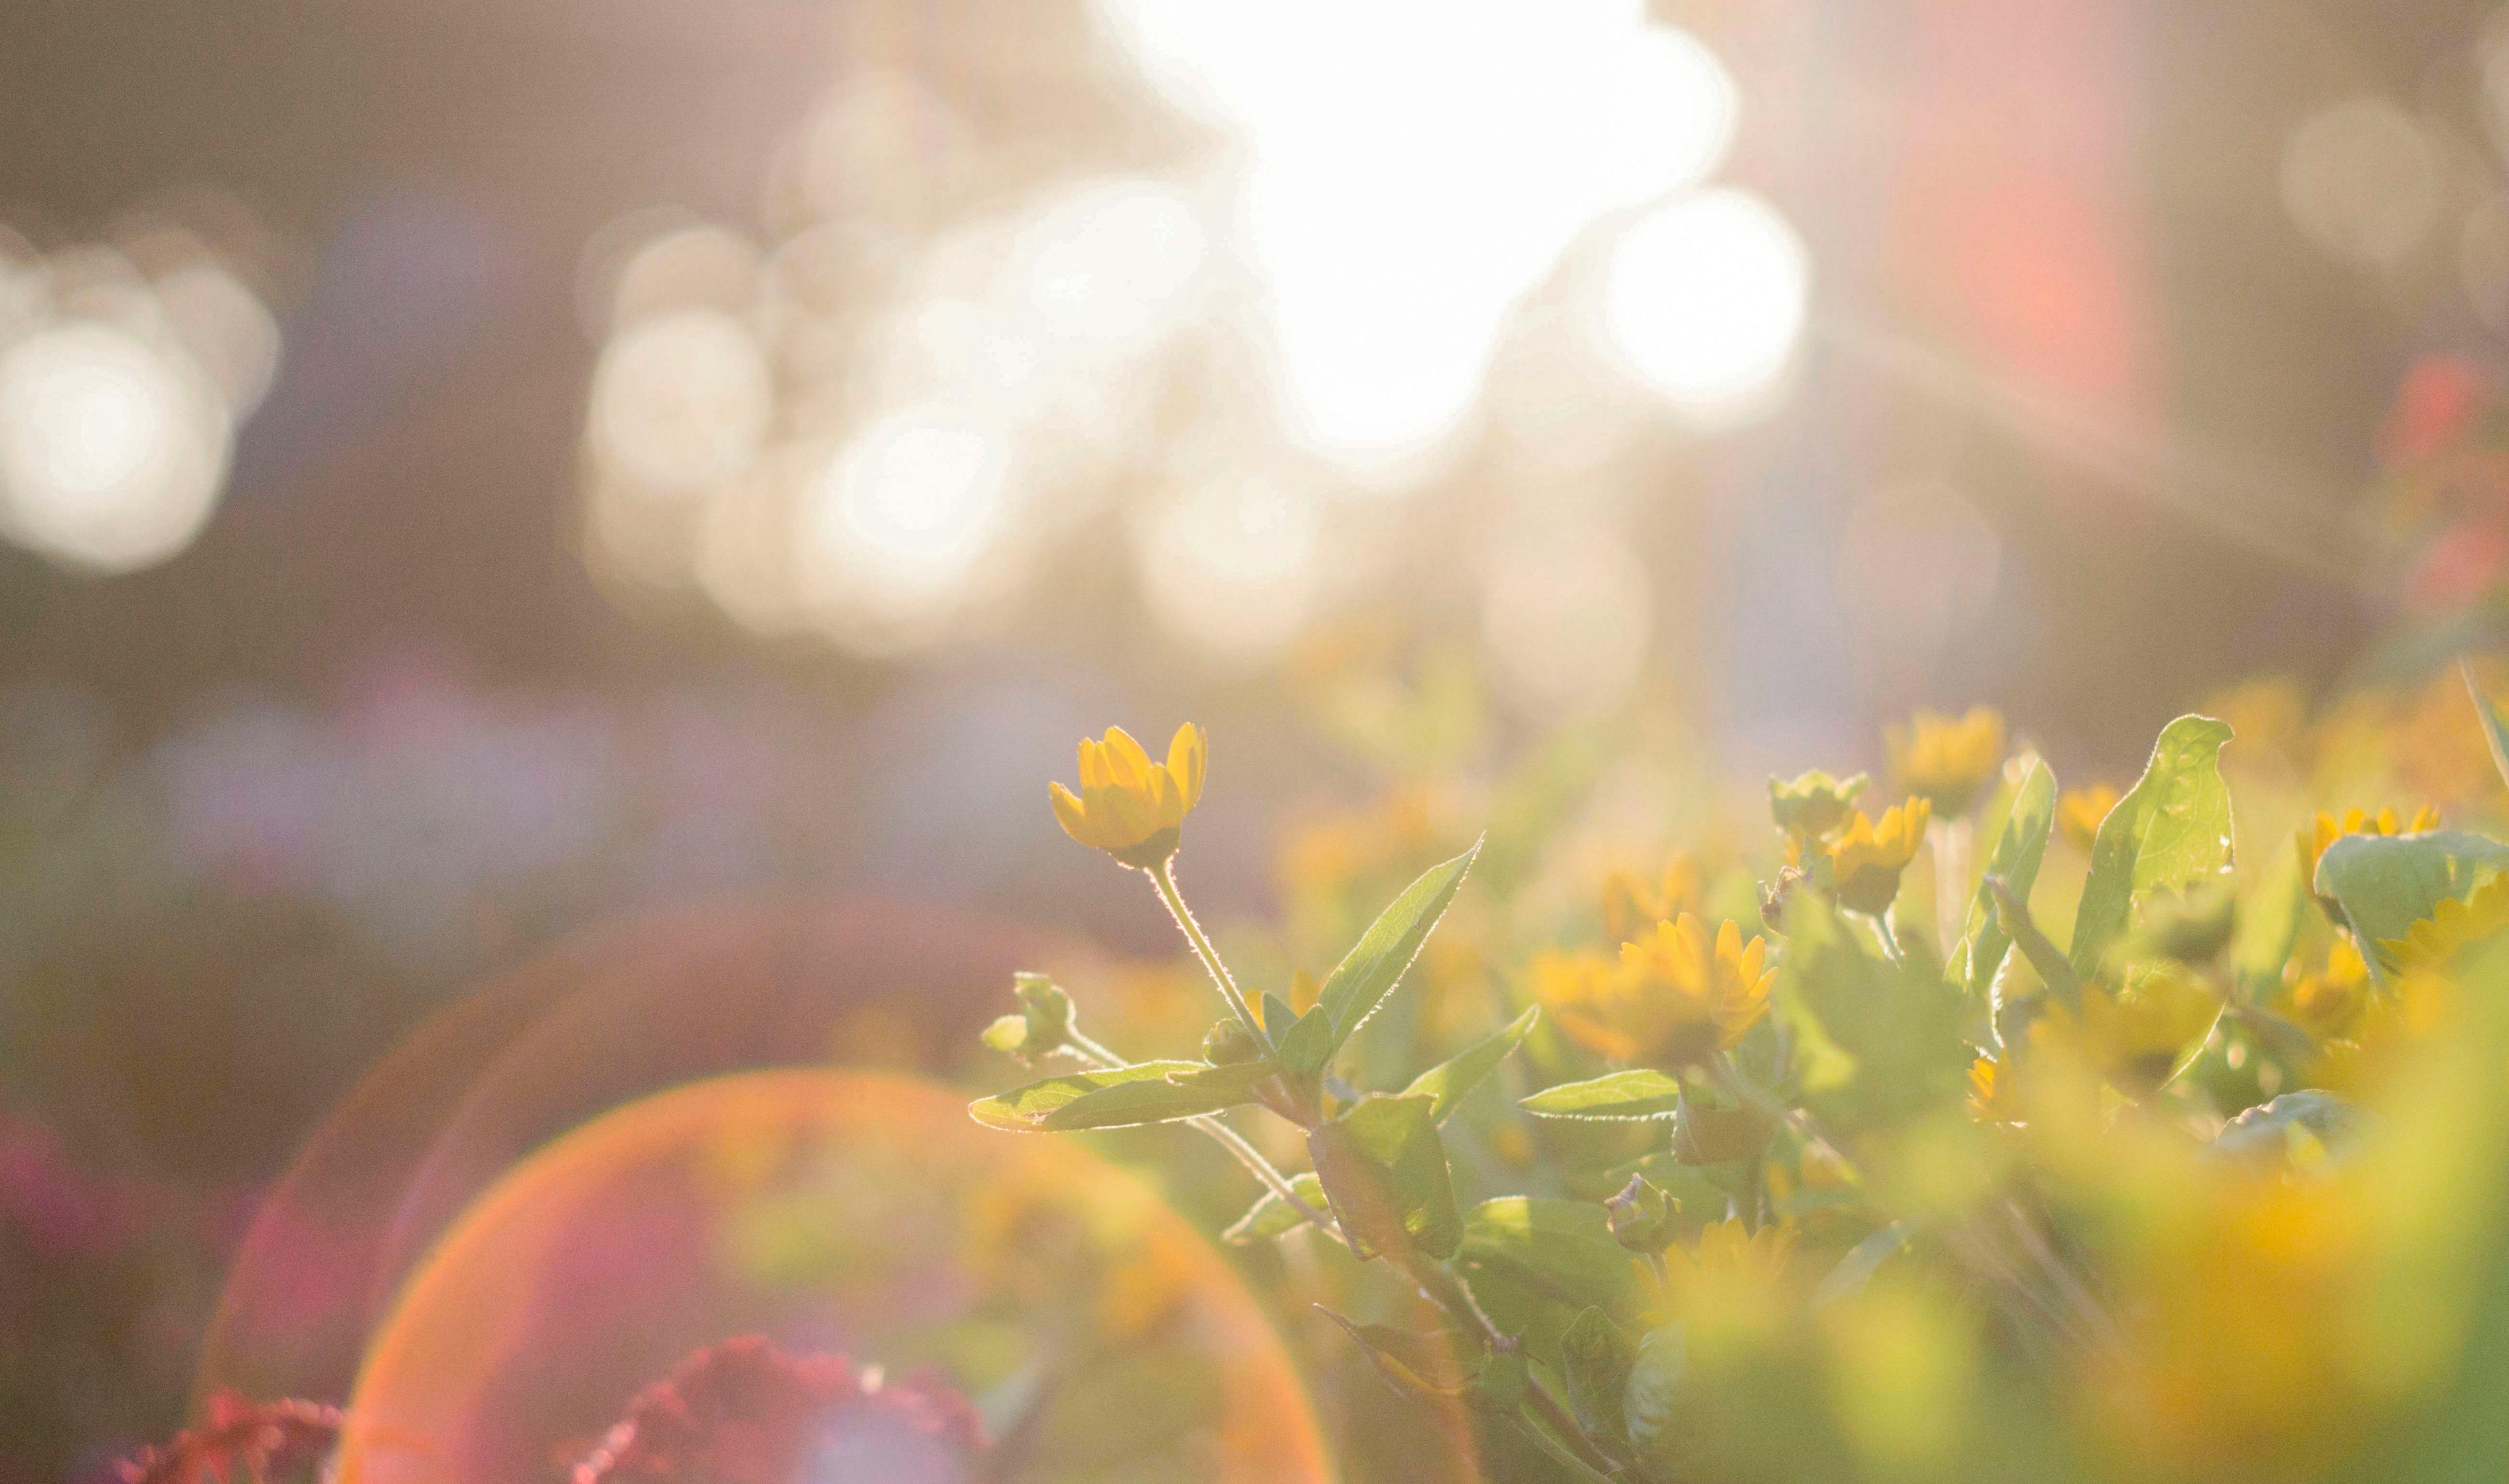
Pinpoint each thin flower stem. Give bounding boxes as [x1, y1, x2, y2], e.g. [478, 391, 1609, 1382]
[1150, 857, 1272, 1054]
[1868, 911, 1906, 965]
[1062, 1034, 1344, 1244]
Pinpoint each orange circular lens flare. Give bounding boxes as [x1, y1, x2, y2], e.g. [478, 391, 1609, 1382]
[335, 1069, 1333, 1484]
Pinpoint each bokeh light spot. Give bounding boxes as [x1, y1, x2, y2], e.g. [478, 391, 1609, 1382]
[1600, 188, 1811, 423]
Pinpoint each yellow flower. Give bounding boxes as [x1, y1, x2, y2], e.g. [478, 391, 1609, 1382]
[1645, 1218, 1799, 1332]
[2296, 805, 2441, 891]
[1887, 707, 2006, 815]
[1821, 798, 1932, 916]
[2056, 783, 2120, 851]
[1048, 723, 1207, 867]
[2028, 964, 2220, 1095]
[2380, 873, 2509, 970]
[1612, 914, 1776, 1067]
[1966, 1055, 2022, 1125]
[2277, 938, 2371, 1044]
[1600, 857, 1703, 944]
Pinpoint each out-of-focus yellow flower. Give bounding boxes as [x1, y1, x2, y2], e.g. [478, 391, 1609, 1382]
[2296, 805, 2441, 890]
[2380, 873, 2509, 969]
[2028, 964, 2220, 1095]
[2277, 938, 2372, 1044]
[1049, 724, 1206, 867]
[1887, 707, 2006, 815]
[1601, 857, 1703, 944]
[1965, 1055, 2023, 1125]
[1616, 915, 1775, 1067]
[1537, 917, 1774, 1068]
[1819, 798, 1932, 915]
[1770, 769, 1867, 843]
[2097, 1173, 2368, 1478]
[2056, 783, 2120, 852]
[1645, 1218, 1799, 1335]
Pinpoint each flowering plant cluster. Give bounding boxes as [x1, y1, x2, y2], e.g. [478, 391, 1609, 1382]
[976, 674, 2509, 1481]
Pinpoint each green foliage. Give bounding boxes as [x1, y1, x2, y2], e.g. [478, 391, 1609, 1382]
[1309, 1092, 1462, 1261]
[1312, 841, 1482, 1059]
[1314, 1307, 1478, 1398]
[1520, 1068, 1685, 1120]
[2315, 830, 2509, 971]
[2071, 715, 2236, 978]
[1401, 1005, 1539, 1122]
[968, 1060, 1275, 1132]
[1558, 1306, 1635, 1455]
[1959, 759, 2054, 999]
[1776, 895, 1969, 1130]
[1455, 1197, 1639, 1313]
[1221, 1171, 1328, 1245]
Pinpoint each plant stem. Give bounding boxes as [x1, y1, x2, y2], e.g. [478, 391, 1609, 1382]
[1063, 1035, 1343, 1244]
[1934, 816, 1971, 962]
[1511, 1416, 1624, 1484]
[1868, 911, 1906, 965]
[1522, 1383, 1630, 1481]
[1150, 857, 1272, 1054]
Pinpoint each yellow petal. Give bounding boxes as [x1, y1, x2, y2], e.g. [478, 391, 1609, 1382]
[1103, 726, 1153, 788]
[1079, 738, 1111, 790]
[1167, 723, 1207, 812]
[1049, 781, 1101, 847]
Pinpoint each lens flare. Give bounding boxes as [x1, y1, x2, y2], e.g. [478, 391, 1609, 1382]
[1600, 188, 1810, 424]
[335, 1071, 1331, 1484]
[588, 309, 774, 496]
[801, 406, 1014, 646]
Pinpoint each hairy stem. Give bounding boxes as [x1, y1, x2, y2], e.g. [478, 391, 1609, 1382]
[1150, 857, 1272, 1054]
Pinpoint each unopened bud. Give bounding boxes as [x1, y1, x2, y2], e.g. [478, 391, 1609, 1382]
[1604, 1172, 1679, 1252]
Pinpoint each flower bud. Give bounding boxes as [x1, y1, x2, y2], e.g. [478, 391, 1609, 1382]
[980, 974, 1076, 1063]
[1202, 1017, 1262, 1065]
[1605, 1172, 1679, 1252]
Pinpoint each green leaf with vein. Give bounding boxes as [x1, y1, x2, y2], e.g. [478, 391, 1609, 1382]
[1272, 1003, 1340, 1076]
[1316, 840, 1482, 1054]
[1959, 759, 2054, 999]
[969, 1060, 1276, 1132]
[1222, 1171, 1328, 1245]
[1309, 1093, 1461, 1260]
[1456, 1196, 1639, 1311]
[1315, 1307, 1479, 1398]
[1521, 1068, 1686, 1120]
[2070, 715, 2236, 978]
[1404, 1005, 1539, 1122]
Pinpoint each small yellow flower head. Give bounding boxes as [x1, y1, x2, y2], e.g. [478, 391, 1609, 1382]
[1769, 769, 1867, 843]
[1612, 914, 1776, 1067]
[1645, 1218, 1799, 1333]
[1822, 798, 1932, 916]
[1966, 1055, 2022, 1125]
[2380, 873, 2509, 970]
[2277, 938, 2371, 1044]
[2057, 783, 2120, 852]
[1600, 857, 1703, 944]
[1048, 723, 1207, 868]
[2296, 805, 2441, 891]
[2029, 963, 2220, 1095]
[1887, 707, 2007, 816]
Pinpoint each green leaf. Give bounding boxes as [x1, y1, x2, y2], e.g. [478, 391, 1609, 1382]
[2467, 660, 2509, 794]
[1309, 1093, 1462, 1261]
[1316, 841, 1482, 1052]
[1520, 1068, 1686, 1120]
[1315, 1307, 1480, 1397]
[1811, 1222, 1909, 1309]
[1559, 1306, 1635, 1450]
[969, 1060, 1205, 1130]
[1403, 1005, 1539, 1122]
[1670, 1100, 1772, 1166]
[2071, 715, 2237, 978]
[2232, 838, 2307, 1003]
[1622, 1325, 1689, 1470]
[1272, 1003, 1339, 1076]
[1457, 1197, 1639, 1311]
[2210, 1090, 2374, 1164]
[1775, 896, 1970, 1128]
[1221, 1171, 1328, 1245]
[970, 1060, 1276, 1132]
[1959, 759, 2054, 999]
[2315, 830, 2509, 972]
